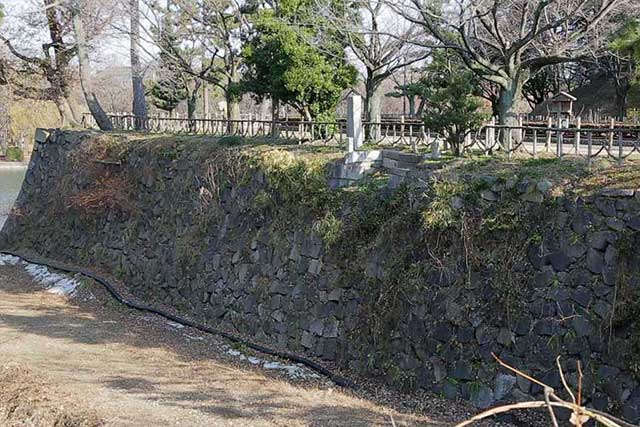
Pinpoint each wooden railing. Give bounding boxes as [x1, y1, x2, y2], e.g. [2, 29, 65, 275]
[82, 113, 348, 146]
[82, 113, 640, 163]
[474, 124, 640, 164]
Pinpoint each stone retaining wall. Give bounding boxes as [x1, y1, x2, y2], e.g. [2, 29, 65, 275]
[3, 129, 640, 421]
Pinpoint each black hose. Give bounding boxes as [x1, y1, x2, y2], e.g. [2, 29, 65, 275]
[0, 249, 354, 388]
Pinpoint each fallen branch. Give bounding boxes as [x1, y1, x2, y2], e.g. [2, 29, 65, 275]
[454, 354, 636, 427]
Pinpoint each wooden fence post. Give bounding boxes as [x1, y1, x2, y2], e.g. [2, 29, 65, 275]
[608, 118, 615, 151]
[517, 115, 523, 143]
[546, 116, 552, 152]
[431, 129, 440, 159]
[556, 114, 563, 157]
[618, 131, 624, 166]
[575, 116, 581, 155]
[587, 131, 593, 168]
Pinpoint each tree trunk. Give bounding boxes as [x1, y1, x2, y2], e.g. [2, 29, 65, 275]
[497, 84, 521, 127]
[203, 83, 210, 119]
[54, 97, 78, 127]
[364, 73, 383, 140]
[616, 90, 628, 121]
[72, 5, 112, 131]
[417, 98, 426, 117]
[187, 94, 197, 120]
[271, 98, 279, 138]
[614, 75, 631, 121]
[226, 95, 240, 122]
[497, 78, 525, 147]
[408, 96, 416, 117]
[224, 66, 240, 132]
[187, 91, 198, 133]
[44, 0, 76, 127]
[129, 0, 147, 130]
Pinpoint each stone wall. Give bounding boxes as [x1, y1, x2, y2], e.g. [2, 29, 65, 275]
[3, 129, 640, 421]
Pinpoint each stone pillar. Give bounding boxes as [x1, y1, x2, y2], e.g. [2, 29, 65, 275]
[347, 95, 363, 152]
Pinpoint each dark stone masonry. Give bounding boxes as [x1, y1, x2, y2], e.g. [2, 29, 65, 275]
[3, 129, 640, 420]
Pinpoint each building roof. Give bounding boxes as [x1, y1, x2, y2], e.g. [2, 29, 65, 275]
[531, 76, 640, 118]
[549, 91, 577, 102]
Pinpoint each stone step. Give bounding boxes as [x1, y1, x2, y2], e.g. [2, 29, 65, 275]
[384, 166, 411, 177]
[381, 150, 424, 164]
[329, 160, 377, 181]
[344, 150, 382, 164]
[382, 157, 425, 170]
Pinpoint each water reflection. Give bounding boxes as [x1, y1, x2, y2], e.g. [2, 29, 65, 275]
[0, 166, 26, 229]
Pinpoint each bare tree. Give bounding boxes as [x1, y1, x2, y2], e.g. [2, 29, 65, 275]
[136, 0, 244, 122]
[389, 0, 631, 126]
[0, 0, 121, 128]
[130, 0, 148, 128]
[176, 0, 244, 123]
[70, 0, 113, 130]
[604, 54, 635, 119]
[318, 0, 427, 127]
[0, 86, 9, 155]
[0, 0, 78, 126]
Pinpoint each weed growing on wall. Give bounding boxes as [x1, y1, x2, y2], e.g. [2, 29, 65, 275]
[312, 212, 343, 247]
[609, 230, 640, 378]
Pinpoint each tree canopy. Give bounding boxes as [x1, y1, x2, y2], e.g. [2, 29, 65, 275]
[421, 51, 489, 155]
[241, 0, 357, 121]
[392, 0, 632, 125]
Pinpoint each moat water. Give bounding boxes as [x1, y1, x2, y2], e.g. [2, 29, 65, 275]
[0, 166, 26, 228]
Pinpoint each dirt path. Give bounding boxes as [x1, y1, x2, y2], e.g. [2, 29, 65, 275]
[0, 264, 474, 427]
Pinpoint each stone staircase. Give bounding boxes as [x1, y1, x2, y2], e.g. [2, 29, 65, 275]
[328, 149, 437, 189]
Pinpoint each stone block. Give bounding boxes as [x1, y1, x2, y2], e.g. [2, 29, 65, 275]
[382, 157, 398, 169]
[494, 374, 517, 401]
[308, 259, 322, 275]
[470, 385, 495, 409]
[547, 251, 572, 272]
[344, 150, 381, 164]
[571, 316, 592, 338]
[451, 361, 475, 380]
[627, 216, 640, 231]
[521, 190, 544, 203]
[600, 188, 635, 197]
[309, 319, 324, 336]
[301, 331, 315, 348]
[34, 128, 50, 144]
[586, 249, 604, 274]
[589, 231, 614, 250]
[382, 150, 423, 163]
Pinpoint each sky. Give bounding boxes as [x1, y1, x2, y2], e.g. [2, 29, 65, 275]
[0, 0, 420, 78]
[1, 0, 138, 68]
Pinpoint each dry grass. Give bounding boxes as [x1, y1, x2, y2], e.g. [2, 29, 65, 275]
[68, 170, 133, 214]
[0, 364, 103, 427]
[428, 154, 640, 197]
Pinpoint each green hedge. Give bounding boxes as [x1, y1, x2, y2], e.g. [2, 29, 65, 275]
[5, 146, 24, 162]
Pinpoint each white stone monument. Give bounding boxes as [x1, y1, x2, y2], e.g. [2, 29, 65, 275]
[347, 95, 363, 152]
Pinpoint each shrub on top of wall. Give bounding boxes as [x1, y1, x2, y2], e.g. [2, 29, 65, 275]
[5, 146, 23, 162]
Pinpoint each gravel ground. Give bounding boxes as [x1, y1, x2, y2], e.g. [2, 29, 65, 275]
[0, 262, 527, 427]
